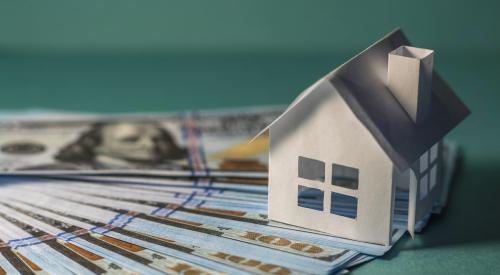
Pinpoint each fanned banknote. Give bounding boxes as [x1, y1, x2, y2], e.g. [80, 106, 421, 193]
[0, 176, 368, 274]
[0, 107, 282, 177]
[0, 108, 460, 274]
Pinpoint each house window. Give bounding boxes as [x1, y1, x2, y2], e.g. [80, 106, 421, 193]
[331, 192, 358, 219]
[419, 174, 429, 200]
[298, 156, 325, 182]
[298, 185, 324, 211]
[430, 143, 438, 163]
[297, 157, 358, 219]
[419, 142, 439, 200]
[419, 152, 428, 173]
[430, 164, 438, 190]
[332, 164, 359, 190]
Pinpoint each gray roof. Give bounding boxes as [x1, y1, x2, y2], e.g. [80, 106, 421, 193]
[259, 29, 470, 170]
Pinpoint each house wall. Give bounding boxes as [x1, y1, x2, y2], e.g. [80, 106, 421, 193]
[268, 79, 395, 245]
[392, 140, 444, 234]
[412, 140, 444, 225]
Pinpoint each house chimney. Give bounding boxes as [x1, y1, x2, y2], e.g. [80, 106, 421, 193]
[387, 46, 434, 124]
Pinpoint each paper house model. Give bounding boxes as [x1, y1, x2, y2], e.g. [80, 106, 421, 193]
[255, 29, 470, 245]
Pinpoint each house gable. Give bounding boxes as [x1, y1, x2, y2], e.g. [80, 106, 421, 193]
[268, 79, 395, 245]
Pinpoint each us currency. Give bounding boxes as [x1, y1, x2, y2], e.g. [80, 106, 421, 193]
[40, 175, 409, 254]
[0, 200, 249, 275]
[0, 183, 361, 274]
[0, 107, 282, 177]
[0, 170, 421, 274]
[56, 140, 459, 241]
[0, 177, 404, 256]
[8, 185, 341, 260]
[0, 202, 240, 274]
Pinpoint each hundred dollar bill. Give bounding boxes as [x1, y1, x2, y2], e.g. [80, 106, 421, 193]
[0, 189, 359, 274]
[0, 107, 282, 177]
[12, 202, 291, 275]
[30, 177, 409, 246]
[9, 186, 346, 260]
[0, 210, 157, 275]
[11, 178, 408, 234]
[0, 141, 459, 274]
[38, 175, 405, 227]
[0, 203, 234, 275]
[0, 178, 402, 256]
[0, 200, 250, 275]
[0, 175, 415, 273]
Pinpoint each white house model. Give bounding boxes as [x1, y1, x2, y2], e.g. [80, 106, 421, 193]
[255, 29, 470, 245]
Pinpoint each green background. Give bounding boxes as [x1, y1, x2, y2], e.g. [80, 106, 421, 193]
[0, 1, 499, 274]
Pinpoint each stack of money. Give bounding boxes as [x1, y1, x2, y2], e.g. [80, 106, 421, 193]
[0, 107, 458, 274]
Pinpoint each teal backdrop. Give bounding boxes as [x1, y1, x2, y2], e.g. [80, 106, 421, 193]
[0, 1, 499, 274]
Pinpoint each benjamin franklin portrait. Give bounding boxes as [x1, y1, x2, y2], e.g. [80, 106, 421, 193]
[52, 121, 187, 169]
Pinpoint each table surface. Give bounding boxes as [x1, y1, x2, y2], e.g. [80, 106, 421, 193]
[0, 52, 499, 274]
